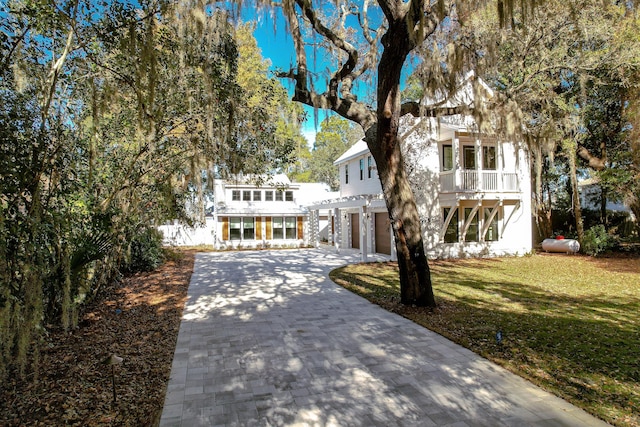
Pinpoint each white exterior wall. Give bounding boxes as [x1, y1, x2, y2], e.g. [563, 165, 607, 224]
[339, 153, 383, 197]
[323, 116, 533, 260]
[158, 217, 216, 247]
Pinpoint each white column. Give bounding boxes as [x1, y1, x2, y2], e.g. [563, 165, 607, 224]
[360, 205, 368, 262]
[390, 223, 397, 261]
[453, 135, 460, 190]
[333, 207, 341, 253]
[313, 210, 320, 248]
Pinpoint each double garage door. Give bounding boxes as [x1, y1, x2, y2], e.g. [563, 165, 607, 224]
[348, 212, 392, 255]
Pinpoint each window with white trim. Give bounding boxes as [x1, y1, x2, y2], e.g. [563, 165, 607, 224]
[464, 208, 479, 242]
[443, 207, 459, 243]
[272, 217, 298, 240]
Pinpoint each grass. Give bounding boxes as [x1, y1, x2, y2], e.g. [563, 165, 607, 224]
[329, 253, 640, 427]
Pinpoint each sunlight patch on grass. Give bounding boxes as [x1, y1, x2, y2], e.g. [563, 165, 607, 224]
[330, 254, 640, 427]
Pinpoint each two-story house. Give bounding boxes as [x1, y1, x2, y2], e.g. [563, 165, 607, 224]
[306, 80, 532, 260]
[212, 174, 336, 249]
[158, 174, 336, 247]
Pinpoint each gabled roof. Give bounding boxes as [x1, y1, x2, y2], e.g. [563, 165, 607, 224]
[333, 139, 369, 165]
[423, 70, 494, 109]
[333, 72, 494, 166]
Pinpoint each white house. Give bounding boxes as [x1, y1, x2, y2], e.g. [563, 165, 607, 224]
[306, 79, 533, 260]
[159, 174, 337, 248]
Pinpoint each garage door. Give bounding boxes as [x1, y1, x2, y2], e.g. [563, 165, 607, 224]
[375, 212, 391, 255]
[350, 213, 360, 249]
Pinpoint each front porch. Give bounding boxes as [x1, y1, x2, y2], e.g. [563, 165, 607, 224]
[306, 195, 397, 263]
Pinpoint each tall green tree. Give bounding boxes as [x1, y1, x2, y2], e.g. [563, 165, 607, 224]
[309, 116, 363, 190]
[0, 0, 302, 380]
[260, 0, 549, 307]
[456, 0, 639, 243]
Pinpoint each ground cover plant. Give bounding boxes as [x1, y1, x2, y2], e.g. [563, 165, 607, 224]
[330, 253, 640, 427]
[0, 250, 194, 426]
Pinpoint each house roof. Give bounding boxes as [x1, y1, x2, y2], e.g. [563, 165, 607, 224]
[422, 70, 494, 109]
[334, 139, 369, 165]
[333, 73, 494, 166]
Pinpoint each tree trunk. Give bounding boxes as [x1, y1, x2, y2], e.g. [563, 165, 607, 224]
[366, 29, 436, 308]
[374, 143, 436, 307]
[532, 145, 553, 241]
[567, 141, 584, 244]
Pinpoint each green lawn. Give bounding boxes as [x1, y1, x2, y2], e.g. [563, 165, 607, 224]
[329, 254, 640, 427]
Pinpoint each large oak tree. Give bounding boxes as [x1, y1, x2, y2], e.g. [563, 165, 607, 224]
[265, 0, 512, 307]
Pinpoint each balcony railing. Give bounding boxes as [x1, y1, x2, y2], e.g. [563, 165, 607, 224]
[439, 170, 519, 193]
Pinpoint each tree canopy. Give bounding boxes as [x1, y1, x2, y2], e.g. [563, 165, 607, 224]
[0, 0, 304, 380]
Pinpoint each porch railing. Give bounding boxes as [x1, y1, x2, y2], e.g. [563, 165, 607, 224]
[439, 170, 519, 192]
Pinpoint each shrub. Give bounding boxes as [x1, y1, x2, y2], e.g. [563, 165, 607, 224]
[123, 227, 165, 273]
[582, 225, 617, 257]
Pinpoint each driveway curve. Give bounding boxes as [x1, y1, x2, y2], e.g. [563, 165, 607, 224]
[160, 249, 609, 427]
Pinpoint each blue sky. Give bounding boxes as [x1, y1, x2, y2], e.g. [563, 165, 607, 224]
[240, 7, 359, 147]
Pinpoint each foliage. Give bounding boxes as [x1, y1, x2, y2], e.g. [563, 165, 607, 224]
[308, 116, 363, 190]
[0, 0, 303, 381]
[0, 250, 194, 425]
[331, 255, 640, 427]
[122, 227, 166, 273]
[582, 225, 618, 257]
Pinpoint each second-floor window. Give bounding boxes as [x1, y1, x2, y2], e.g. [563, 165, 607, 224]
[265, 191, 274, 201]
[253, 190, 261, 201]
[275, 190, 283, 201]
[285, 191, 293, 201]
[345, 164, 349, 184]
[360, 158, 364, 180]
[232, 190, 241, 201]
[243, 190, 251, 201]
[483, 146, 497, 170]
[463, 146, 476, 170]
[368, 156, 373, 178]
[442, 145, 453, 171]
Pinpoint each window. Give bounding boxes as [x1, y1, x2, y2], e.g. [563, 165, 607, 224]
[229, 217, 256, 240]
[285, 217, 297, 239]
[232, 190, 241, 201]
[271, 217, 297, 239]
[243, 217, 255, 239]
[345, 164, 349, 184]
[483, 146, 496, 170]
[442, 144, 453, 171]
[230, 217, 242, 240]
[463, 146, 476, 170]
[272, 217, 283, 239]
[360, 158, 364, 180]
[484, 207, 499, 241]
[285, 191, 293, 201]
[275, 191, 283, 201]
[368, 156, 373, 178]
[242, 190, 251, 201]
[253, 190, 261, 201]
[265, 191, 274, 201]
[464, 208, 478, 242]
[443, 208, 459, 243]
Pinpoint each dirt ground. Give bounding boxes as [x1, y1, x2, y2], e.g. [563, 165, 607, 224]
[0, 250, 195, 427]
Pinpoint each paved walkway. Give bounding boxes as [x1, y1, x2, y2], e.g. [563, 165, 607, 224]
[159, 249, 610, 427]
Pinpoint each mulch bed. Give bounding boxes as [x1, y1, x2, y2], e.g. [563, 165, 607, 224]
[0, 251, 195, 426]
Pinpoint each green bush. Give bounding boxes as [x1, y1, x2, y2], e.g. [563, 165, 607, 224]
[123, 227, 165, 273]
[582, 225, 617, 256]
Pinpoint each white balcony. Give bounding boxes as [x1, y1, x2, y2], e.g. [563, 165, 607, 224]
[439, 170, 519, 193]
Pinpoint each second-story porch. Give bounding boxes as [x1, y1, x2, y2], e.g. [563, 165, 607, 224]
[439, 169, 520, 193]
